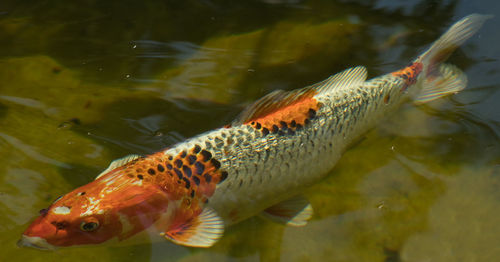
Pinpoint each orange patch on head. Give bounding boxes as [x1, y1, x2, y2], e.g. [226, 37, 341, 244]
[23, 143, 230, 249]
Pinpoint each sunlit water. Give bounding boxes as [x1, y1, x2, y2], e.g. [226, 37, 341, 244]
[0, 0, 499, 261]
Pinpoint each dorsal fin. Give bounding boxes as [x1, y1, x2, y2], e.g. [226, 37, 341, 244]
[95, 154, 142, 180]
[233, 66, 367, 125]
[233, 88, 315, 125]
[312, 66, 367, 94]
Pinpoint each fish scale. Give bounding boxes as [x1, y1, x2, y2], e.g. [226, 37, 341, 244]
[19, 14, 490, 250]
[201, 73, 405, 224]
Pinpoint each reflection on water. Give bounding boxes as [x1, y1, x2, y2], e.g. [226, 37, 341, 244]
[0, 0, 499, 261]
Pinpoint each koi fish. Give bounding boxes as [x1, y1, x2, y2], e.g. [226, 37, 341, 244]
[19, 14, 490, 250]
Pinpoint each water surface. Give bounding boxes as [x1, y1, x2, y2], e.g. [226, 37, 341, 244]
[0, 0, 499, 261]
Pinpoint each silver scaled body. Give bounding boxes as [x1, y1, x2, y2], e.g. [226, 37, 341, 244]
[164, 73, 407, 225]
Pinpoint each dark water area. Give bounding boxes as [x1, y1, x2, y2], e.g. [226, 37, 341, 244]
[0, 0, 499, 261]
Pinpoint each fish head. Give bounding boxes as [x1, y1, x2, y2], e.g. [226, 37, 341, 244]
[18, 189, 120, 250]
[19, 207, 114, 250]
[19, 168, 171, 250]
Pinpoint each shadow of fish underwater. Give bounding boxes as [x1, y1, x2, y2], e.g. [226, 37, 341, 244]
[19, 14, 491, 250]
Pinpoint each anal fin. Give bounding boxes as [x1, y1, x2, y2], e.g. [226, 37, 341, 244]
[261, 195, 313, 227]
[163, 208, 224, 248]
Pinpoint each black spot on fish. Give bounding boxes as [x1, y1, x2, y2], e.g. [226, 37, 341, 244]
[168, 156, 173, 160]
[193, 145, 201, 154]
[290, 120, 297, 127]
[200, 150, 212, 162]
[166, 163, 173, 170]
[304, 118, 310, 125]
[255, 122, 262, 129]
[280, 121, 288, 128]
[308, 108, 316, 119]
[174, 159, 183, 169]
[262, 127, 269, 136]
[204, 174, 212, 183]
[251, 121, 255, 125]
[148, 168, 156, 175]
[180, 151, 187, 158]
[157, 164, 165, 172]
[192, 176, 200, 186]
[210, 158, 221, 169]
[182, 177, 190, 189]
[137, 174, 144, 180]
[190, 190, 195, 198]
[194, 161, 205, 175]
[296, 124, 303, 130]
[188, 155, 197, 165]
[174, 168, 183, 179]
[183, 166, 192, 177]
[220, 171, 228, 182]
[272, 125, 279, 133]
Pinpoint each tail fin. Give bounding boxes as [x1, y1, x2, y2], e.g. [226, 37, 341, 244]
[413, 14, 492, 104]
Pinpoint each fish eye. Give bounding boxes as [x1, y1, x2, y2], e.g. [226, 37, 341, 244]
[80, 219, 100, 232]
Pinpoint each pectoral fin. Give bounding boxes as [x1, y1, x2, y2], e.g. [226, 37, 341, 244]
[163, 208, 224, 248]
[261, 195, 313, 226]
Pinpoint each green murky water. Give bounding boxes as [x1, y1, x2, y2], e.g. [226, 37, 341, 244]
[1, 0, 499, 261]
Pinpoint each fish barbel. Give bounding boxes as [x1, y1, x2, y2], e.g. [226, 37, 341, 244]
[19, 14, 490, 250]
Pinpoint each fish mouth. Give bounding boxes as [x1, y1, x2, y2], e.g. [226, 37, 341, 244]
[17, 235, 57, 251]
